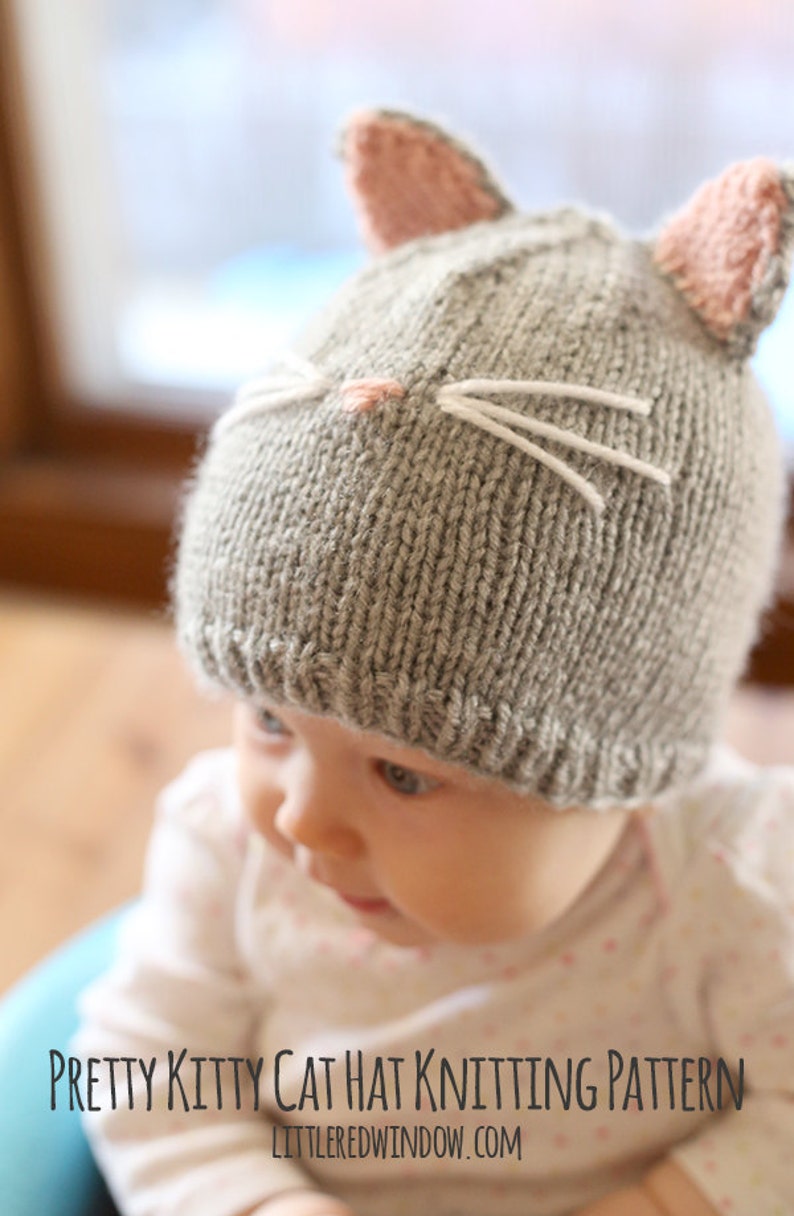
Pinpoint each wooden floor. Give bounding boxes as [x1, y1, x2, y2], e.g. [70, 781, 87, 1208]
[0, 592, 231, 993]
[1, 591, 793, 995]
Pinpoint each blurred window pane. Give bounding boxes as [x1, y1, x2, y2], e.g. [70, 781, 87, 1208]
[10, 0, 794, 443]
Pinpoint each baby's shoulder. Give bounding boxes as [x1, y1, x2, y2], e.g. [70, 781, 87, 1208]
[651, 742, 794, 900]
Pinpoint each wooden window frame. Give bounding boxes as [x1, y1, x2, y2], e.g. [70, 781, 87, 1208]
[0, 0, 199, 607]
[0, 0, 792, 678]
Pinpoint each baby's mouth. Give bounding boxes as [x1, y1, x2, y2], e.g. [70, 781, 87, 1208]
[336, 892, 395, 915]
[300, 857, 397, 917]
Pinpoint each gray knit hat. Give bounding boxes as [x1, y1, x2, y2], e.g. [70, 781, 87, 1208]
[175, 110, 794, 809]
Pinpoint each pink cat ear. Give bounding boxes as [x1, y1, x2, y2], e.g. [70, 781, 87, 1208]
[339, 109, 514, 255]
[653, 158, 794, 355]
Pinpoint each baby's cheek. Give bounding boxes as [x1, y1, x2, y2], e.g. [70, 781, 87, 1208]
[464, 857, 561, 940]
[407, 870, 511, 942]
[380, 866, 456, 929]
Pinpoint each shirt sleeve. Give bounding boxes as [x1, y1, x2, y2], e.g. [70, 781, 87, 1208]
[664, 761, 794, 1216]
[72, 751, 312, 1216]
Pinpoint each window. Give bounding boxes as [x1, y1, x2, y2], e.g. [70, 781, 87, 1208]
[8, 0, 794, 434]
[1, 0, 792, 662]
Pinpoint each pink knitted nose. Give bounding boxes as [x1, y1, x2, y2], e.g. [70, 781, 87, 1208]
[340, 378, 406, 413]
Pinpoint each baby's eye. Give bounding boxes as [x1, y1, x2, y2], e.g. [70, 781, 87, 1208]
[253, 707, 290, 736]
[378, 760, 439, 796]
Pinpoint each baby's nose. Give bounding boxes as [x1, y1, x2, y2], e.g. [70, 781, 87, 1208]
[273, 787, 363, 861]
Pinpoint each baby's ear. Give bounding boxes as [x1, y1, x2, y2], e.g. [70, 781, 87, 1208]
[652, 158, 794, 356]
[339, 108, 514, 255]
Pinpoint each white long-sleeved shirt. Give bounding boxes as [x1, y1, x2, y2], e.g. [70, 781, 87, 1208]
[74, 744, 794, 1216]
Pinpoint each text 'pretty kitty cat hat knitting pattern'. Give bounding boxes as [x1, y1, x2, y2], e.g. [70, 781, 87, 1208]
[175, 110, 794, 809]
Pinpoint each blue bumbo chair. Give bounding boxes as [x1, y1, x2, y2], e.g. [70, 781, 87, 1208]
[0, 910, 127, 1216]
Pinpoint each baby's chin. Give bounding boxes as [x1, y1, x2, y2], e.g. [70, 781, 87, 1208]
[357, 907, 558, 951]
[347, 905, 436, 949]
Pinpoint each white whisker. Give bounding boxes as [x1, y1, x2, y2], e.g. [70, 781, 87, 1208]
[243, 374, 316, 390]
[237, 380, 330, 407]
[441, 399, 606, 514]
[212, 379, 329, 440]
[441, 393, 671, 488]
[443, 379, 652, 416]
[279, 350, 325, 380]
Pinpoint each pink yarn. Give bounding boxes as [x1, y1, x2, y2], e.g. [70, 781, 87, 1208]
[342, 111, 509, 254]
[340, 378, 406, 414]
[654, 158, 786, 341]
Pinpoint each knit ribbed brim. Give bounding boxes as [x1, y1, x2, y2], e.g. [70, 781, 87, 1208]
[175, 207, 786, 809]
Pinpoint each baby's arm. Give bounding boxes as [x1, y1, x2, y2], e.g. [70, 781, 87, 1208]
[73, 753, 321, 1216]
[574, 1159, 718, 1215]
[590, 765, 794, 1216]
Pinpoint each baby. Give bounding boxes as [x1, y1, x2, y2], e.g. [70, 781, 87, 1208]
[76, 110, 794, 1216]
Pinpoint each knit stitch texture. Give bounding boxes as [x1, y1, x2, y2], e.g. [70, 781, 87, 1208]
[175, 112, 793, 809]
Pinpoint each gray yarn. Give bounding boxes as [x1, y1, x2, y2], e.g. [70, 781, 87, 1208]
[175, 147, 791, 810]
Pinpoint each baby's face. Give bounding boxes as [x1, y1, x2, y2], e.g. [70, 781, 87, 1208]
[234, 701, 630, 948]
